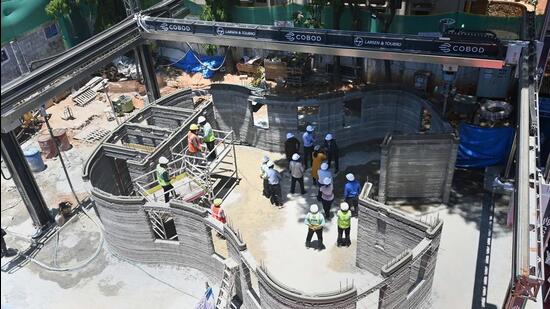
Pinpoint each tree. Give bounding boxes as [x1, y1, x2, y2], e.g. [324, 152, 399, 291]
[370, 0, 397, 82]
[200, 0, 238, 71]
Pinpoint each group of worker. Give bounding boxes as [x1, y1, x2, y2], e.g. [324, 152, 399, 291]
[155, 116, 216, 203]
[267, 125, 360, 250]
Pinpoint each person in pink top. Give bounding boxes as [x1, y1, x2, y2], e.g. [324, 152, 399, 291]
[320, 177, 334, 219]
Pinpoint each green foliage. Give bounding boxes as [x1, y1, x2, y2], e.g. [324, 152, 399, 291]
[200, 0, 238, 55]
[46, 0, 77, 18]
[250, 66, 265, 88]
[94, 0, 126, 33]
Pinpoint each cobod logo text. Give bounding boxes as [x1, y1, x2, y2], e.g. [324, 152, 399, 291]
[285, 32, 322, 42]
[160, 23, 191, 32]
[439, 43, 485, 54]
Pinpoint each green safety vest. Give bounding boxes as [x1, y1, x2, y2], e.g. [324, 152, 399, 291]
[337, 210, 351, 229]
[156, 164, 170, 187]
[203, 123, 215, 143]
[307, 213, 324, 230]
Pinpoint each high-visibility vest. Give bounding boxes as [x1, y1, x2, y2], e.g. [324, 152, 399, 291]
[156, 164, 170, 187]
[307, 213, 323, 230]
[188, 131, 201, 153]
[203, 123, 216, 143]
[337, 210, 351, 229]
[211, 205, 226, 223]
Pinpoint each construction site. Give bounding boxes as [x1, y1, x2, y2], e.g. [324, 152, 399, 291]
[1, 0, 549, 308]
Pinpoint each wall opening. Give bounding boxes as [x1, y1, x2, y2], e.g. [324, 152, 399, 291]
[146, 210, 179, 242]
[43, 23, 59, 40]
[210, 229, 229, 259]
[1, 49, 9, 64]
[408, 251, 430, 294]
[297, 105, 320, 132]
[375, 218, 387, 250]
[242, 263, 261, 300]
[343, 98, 362, 127]
[250, 100, 269, 129]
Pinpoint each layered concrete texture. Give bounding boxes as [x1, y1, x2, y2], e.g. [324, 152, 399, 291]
[85, 89, 443, 309]
[210, 84, 451, 153]
[357, 183, 443, 309]
[378, 133, 459, 204]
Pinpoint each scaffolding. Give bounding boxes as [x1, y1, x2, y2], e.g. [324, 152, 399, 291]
[134, 129, 238, 207]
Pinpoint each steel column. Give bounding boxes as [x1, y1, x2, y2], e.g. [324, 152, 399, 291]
[1, 132, 53, 230]
[136, 44, 160, 103]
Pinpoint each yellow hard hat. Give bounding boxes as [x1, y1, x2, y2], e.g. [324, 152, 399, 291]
[213, 198, 223, 206]
[190, 124, 199, 131]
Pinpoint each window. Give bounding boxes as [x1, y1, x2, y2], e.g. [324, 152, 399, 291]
[210, 230, 228, 258]
[408, 252, 430, 295]
[43, 24, 59, 39]
[343, 98, 362, 127]
[251, 100, 269, 129]
[146, 209, 179, 242]
[1, 49, 9, 64]
[297, 105, 319, 132]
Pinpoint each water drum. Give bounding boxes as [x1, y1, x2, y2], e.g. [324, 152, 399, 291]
[38, 133, 58, 158]
[53, 128, 72, 151]
[23, 148, 46, 172]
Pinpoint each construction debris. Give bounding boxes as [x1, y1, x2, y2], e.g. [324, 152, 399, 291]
[73, 126, 111, 143]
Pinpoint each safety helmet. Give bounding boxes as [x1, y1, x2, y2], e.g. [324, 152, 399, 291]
[286, 132, 294, 139]
[267, 161, 275, 168]
[325, 133, 333, 141]
[314, 145, 321, 151]
[306, 125, 314, 132]
[340, 202, 349, 211]
[323, 177, 332, 185]
[190, 124, 199, 131]
[346, 173, 355, 181]
[198, 116, 206, 124]
[159, 156, 169, 164]
[262, 155, 270, 163]
[292, 153, 300, 161]
[213, 198, 223, 207]
[321, 163, 329, 170]
[310, 204, 319, 213]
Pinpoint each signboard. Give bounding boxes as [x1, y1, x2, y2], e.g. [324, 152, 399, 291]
[280, 31, 326, 44]
[352, 36, 403, 50]
[214, 26, 256, 38]
[153, 21, 193, 33]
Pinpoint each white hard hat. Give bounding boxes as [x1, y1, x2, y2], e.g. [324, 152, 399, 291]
[306, 125, 314, 132]
[321, 163, 329, 170]
[340, 202, 349, 211]
[346, 173, 355, 181]
[267, 161, 275, 167]
[159, 156, 169, 164]
[292, 153, 300, 161]
[286, 132, 294, 139]
[314, 145, 321, 151]
[325, 133, 333, 141]
[310, 204, 319, 213]
[323, 177, 332, 185]
[262, 155, 270, 163]
[198, 116, 206, 124]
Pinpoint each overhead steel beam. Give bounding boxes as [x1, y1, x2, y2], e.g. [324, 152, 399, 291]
[137, 16, 507, 69]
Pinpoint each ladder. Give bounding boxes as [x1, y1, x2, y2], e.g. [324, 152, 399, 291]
[215, 264, 236, 309]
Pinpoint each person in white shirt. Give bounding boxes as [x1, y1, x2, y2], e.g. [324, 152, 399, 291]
[289, 153, 305, 194]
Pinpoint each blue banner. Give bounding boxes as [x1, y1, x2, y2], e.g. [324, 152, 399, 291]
[456, 123, 515, 168]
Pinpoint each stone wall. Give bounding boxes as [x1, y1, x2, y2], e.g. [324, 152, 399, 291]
[357, 183, 443, 309]
[378, 133, 459, 204]
[210, 84, 452, 153]
[1, 22, 65, 85]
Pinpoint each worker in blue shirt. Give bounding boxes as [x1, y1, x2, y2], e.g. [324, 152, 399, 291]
[344, 173, 361, 216]
[302, 125, 315, 169]
[266, 161, 283, 206]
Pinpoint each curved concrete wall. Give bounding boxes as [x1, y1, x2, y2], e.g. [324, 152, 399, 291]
[210, 84, 452, 152]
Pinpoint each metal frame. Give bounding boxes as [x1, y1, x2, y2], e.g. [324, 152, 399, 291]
[145, 208, 179, 241]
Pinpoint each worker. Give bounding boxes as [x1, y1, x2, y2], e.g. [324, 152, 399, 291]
[1, 228, 18, 258]
[156, 156, 176, 203]
[319, 177, 334, 219]
[187, 123, 203, 163]
[260, 155, 271, 198]
[323, 133, 340, 174]
[289, 153, 305, 194]
[266, 161, 283, 206]
[305, 204, 325, 250]
[284, 133, 300, 167]
[317, 162, 332, 201]
[198, 116, 216, 161]
[344, 173, 361, 217]
[210, 198, 226, 224]
[302, 125, 315, 169]
[336, 202, 352, 247]
[311, 145, 326, 186]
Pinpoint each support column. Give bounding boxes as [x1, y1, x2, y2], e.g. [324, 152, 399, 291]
[136, 44, 160, 103]
[1, 132, 53, 231]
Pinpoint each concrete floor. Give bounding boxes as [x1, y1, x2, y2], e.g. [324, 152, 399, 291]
[1, 133, 519, 308]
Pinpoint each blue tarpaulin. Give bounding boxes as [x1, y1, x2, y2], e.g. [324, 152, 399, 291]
[456, 123, 515, 168]
[172, 50, 223, 79]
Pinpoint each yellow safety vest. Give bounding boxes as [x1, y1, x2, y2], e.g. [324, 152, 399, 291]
[156, 164, 170, 187]
[337, 210, 351, 229]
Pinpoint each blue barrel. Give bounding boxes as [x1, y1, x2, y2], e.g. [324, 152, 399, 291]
[24, 148, 46, 172]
